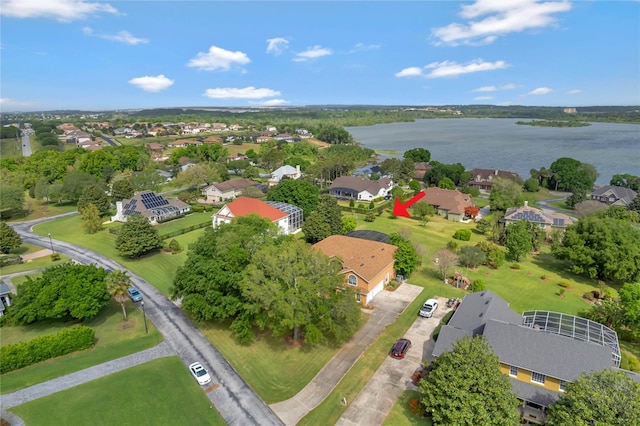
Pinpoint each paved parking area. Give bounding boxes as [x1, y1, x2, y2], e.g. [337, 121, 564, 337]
[336, 296, 454, 426]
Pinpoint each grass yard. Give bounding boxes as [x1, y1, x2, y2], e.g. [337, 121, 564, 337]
[357, 214, 610, 315]
[0, 137, 22, 158]
[0, 252, 70, 275]
[198, 314, 367, 403]
[31, 213, 209, 295]
[10, 357, 225, 426]
[0, 300, 163, 393]
[299, 288, 429, 425]
[382, 390, 431, 426]
[225, 142, 261, 156]
[7, 197, 78, 223]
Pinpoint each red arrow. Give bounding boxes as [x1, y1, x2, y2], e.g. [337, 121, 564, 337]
[393, 191, 426, 217]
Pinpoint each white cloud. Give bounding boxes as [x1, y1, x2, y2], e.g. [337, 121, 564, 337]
[566, 89, 581, 94]
[128, 75, 174, 92]
[203, 87, 281, 99]
[266, 37, 289, 55]
[293, 45, 332, 62]
[529, 87, 553, 95]
[474, 86, 497, 92]
[349, 42, 381, 53]
[250, 99, 290, 106]
[501, 83, 517, 90]
[187, 46, 250, 71]
[424, 59, 508, 78]
[395, 67, 424, 78]
[0, 98, 36, 109]
[432, 0, 572, 46]
[83, 27, 148, 45]
[1, 0, 118, 22]
[474, 96, 495, 100]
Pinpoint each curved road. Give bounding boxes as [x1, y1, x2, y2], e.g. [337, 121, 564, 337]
[10, 214, 282, 426]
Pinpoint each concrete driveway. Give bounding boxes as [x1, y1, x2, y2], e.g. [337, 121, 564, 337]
[336, 296, 454, 426]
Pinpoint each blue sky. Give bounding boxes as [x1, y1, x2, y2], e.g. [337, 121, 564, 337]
[1, 0, 639, 111]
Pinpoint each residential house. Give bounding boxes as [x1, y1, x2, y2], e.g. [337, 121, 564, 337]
[167, 139, 202, 148]
[201, 178, 259, 203]
[296, 128, 313, 138]
[590, 185, 637, 207]
[269, 165, 302, 186]
[312, 235, 397, 305]
[274, 134, 298, 143]
[413, 162, 433, 181]
[212, 123, 228, 132]
[328, 176, 394, 201]
[203, 136, 223, 144]
[212, 197, 303, 234]
[111, 191, 190, 224]
[468, 169, 521, 192]
[501, 201, 573, 233]
[256, 135, 272, 143]
[433, 290, 622, 424]
[146, 143, 165, 152]
[229, 124, 244, 131]
[422, 187, 474, 222]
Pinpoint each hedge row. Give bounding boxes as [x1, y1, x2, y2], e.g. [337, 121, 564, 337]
[0, 325, 95, 373]
[160, 221, 211, 240]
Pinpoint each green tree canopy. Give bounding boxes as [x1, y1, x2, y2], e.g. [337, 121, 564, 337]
[242, 238, 360, 344]
[81, 203, 103, 234]
[489, 177, 524, 212]
[437, 177, 456, 190]
[77, 184, 110, 214]
[503, 220, 534, 261]
[548, 157, 598, 193]
[552, 215, 640, 282]
[458, 245, 486, 268]
[111, 179, 135, 201]
[10, 263, 110, 324]
[115, 213, 163, 258]
[389, 233, 420, 277]
[106, 270, 133, 321]
[341, 216, 357, 234]
[546, 369, 640, 426]
[403, 147, 431, 163]
[174, 162, 225, 189]
[0, 186, 25, 218]
[61, 172, 99, 202]
[610, 173, 640, 191]
[0, 221, 22, 254]
[266, 178, 320, 217]
[420, 335, 520, 425]
[301, 211, 332, 244]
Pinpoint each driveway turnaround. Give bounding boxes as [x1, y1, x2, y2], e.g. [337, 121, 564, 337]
[336, 296, 454, 426]
[10, 215, 283, 426]
[270, 283, 423, 426]
[1, 342, 174, 409]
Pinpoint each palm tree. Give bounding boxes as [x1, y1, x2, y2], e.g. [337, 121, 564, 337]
[106, 270, 132, 320]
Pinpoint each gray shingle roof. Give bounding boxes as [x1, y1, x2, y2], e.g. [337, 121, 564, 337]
[329, 176, 392, 195]
[591, 185, 638, 205]
[446, 290, 522, 335]
[509, 379, 559, 406]
[432, 326, 472, 357]
[483, 320, 613, 382]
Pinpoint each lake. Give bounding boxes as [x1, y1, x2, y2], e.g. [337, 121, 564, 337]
[344, 118, 640, 185]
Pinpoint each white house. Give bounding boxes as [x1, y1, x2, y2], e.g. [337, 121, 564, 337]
[328, 176, 394, 201]
[212, 197, 303, 234]
[268, 165, 302, 186]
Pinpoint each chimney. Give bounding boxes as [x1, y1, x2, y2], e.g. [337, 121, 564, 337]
[494, 170, 499, 175]
[524, 201, 528, 207]
[296, 164, 301, 174]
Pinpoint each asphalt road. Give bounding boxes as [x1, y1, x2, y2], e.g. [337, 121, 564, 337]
[10, 214, 283, 426]
[20, 132, 32, 157]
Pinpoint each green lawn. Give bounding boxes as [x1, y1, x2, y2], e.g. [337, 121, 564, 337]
[0, 300, 163, 393]
[198, 315, 367, 403]
[10, 357, 225, 426]
[358, 214, 610, 315]
[0, 137, 22, 158]
[32, 214, 210, 295]
[383, 390, 432, 426]
[0, 252, 70, 275]
[8, 198, 78, 223]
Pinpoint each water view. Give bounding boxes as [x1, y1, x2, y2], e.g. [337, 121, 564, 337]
[345, 118, 640, 185]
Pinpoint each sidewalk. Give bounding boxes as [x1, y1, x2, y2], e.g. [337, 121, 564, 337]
[270, 283, 423, 426]
[1, 342, 174, 409]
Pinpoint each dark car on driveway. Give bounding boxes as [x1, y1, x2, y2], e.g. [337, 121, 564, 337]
[128, 287, 143, 302]
[390, 338, 412, 359]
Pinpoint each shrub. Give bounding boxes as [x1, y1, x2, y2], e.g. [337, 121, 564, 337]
[0, 254, 23, 267]
[364, 211, 376, 222]
[510, 263, 521, 270]
[557, 281, 570, 288]
[0, 325, 95, 373]
[558, 289, 566, 296]
[50, 253, 61, 261]
[446, 240, 458, 252]
[583, 292, 595, 301]
[168, 239, 182, 253]
[591, 290, 600, 299]
[349, 198, 355, 208]
[469, 279, 486, 292]
[190, 204, 205, 213]
[540, 274, 548, 280]
[453, 229, 471, 241]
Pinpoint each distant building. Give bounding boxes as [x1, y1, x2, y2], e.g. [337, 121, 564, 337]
[201, 178, 260, 203]
[212, 197, 303, 235]
[501, 201, 573, 232]
[421, 188, 474, 222]
[590, 185, 637, 207]
[563, 107, 577, 114]
[269, 165, 302, 186]
[328, 176, 394, 201]
[468, 168, 521, 192]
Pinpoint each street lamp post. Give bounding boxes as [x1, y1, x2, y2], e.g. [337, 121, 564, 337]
[48, 233, 55, 253]
[141, 301, 148, 334]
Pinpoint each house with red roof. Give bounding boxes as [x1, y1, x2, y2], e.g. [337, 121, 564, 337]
[212, 197, 303, 234]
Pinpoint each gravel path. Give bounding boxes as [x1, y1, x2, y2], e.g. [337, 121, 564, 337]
[1, 342, 174, 409]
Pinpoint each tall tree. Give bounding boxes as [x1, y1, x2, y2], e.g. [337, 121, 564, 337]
[412, 201, 435, 226]
[115, 213, 163, 258]
[61, 172, 99, 202]
[341, 216, 357, 234]
[610, 173, 640, 191]
[503, 220, 534, 261]
[111, 179, 135, 201]
[315, 194, 342, 235]
[106, 270, 133, 320]
[0, 221, 22, 254]
[174, 162, 224, 189]
[0, 186, 25, 218]
[420, 336, 520, 425]
[403, 147, 431, 163]
[301, 211, 332, 244]
[549, 157, 598, 193]
[77, 185, 110, 214]
[434, 248, 458, 279]
[458, 245, 486, 268]
[552, 215, 640, 281]
[546, 369, 640, 426]
[266, 178, 320, 217]
[81, 203, 103, 234]
[389, 233, 420, 277]
[242, 238, 360, 344]
[489, 177, 523, 212]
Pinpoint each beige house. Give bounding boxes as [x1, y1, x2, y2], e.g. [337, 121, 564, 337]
[201, 178, 259, 203]
[313, 235, 397, 305]
[422, 187, 474, 222]
[501, 202, 573, 233]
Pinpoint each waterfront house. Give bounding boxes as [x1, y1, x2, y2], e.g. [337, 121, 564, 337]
[328, 176, 394, 201]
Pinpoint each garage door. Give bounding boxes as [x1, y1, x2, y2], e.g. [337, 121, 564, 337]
[367, 280, 384, 304]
